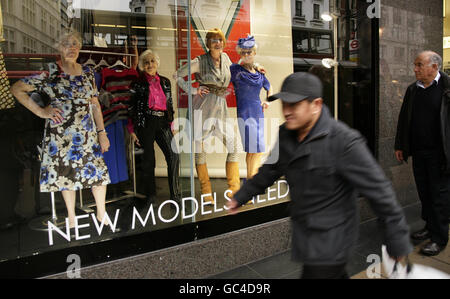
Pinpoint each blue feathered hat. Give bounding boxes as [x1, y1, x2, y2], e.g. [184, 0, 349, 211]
[237, 35, 256, 49]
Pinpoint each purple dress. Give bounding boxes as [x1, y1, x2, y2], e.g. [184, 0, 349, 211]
[230, 64, 270, 153]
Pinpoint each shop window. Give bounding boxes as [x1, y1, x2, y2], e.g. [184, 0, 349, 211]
[0, 0, 377, 278]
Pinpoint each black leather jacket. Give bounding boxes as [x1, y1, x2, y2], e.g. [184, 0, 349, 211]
[129, 73, 175, 130]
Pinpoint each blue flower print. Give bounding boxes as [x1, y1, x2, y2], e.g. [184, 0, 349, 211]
[82, 114, 93, 131]
[92, 144, 103, 158]
[62, 89, 72, 98]
[40, 167, 57, 185]
[82, 162, 97, 180]
[48, 141, 58, 157]
[72, 132, 85, 146]
[62, 103, 72, 116]
[40, 167, 49, 184]
[68, 145, 83, 161]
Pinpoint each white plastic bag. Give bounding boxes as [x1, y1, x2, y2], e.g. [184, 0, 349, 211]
[382, 245, 450, 279]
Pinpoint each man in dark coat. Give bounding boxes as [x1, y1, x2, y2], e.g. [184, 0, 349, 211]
[227, 72, 413, 279]
[395, 51, 450, 256]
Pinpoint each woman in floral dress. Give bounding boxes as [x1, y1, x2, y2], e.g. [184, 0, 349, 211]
[11, 31, 111, 228]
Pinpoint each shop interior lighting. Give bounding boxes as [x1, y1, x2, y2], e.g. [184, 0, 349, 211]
[321, 58, 338, 69]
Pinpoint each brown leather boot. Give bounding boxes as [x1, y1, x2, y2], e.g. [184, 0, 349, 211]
[246, 153, 262, 179]
[226, 161, 241, 197]
[195, 163, 214, 203]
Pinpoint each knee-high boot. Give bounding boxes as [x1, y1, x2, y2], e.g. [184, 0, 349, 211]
[195, 163, 214, 203]
[226, 161, 240, 197]
[246, 153, 262, 179]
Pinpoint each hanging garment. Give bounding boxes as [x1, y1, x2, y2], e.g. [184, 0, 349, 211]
[99, 67, 139, 184]
[100, 67, 139, 127]
[102, 119, 129, 184]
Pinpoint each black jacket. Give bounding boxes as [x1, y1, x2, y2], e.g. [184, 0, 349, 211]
[395, 71, 450, 170]
[129, 73, 175, 130]
[234, 106, 412, 265]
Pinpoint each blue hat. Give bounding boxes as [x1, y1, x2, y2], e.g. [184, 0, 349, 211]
[237, 35, 256, 49]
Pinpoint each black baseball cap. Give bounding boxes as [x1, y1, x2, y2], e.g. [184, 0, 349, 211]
[268, 72, 323, 103]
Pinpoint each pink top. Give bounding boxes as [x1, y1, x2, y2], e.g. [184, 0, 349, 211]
[146, 73, 167, 111]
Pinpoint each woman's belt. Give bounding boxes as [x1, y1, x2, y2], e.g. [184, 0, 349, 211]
[145, 109, 166, 117]
[200, 85, 228, 97]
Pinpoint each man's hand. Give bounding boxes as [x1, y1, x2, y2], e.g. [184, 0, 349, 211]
[395, 150, 404, 163]
[226, 198, 241, 215]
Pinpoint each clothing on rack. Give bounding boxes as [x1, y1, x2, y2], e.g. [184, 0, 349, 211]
[102, 119, 129, 184]
[100, 67, 139, 128]
[99, 67, 138, 184]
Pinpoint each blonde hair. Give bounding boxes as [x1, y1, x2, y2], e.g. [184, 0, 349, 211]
[138, 49, 161, 71]
[206, 28, 226, 49]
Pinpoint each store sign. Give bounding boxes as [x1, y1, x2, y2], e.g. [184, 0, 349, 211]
[349, 39, 359, 62]
[47, 180, 290, 246]
[349, 39, 359, 51]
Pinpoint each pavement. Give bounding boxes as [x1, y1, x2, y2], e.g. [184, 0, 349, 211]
[208, 203, 450, 279]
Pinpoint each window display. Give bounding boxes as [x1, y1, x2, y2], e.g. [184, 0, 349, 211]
[0, 0, 382, 278]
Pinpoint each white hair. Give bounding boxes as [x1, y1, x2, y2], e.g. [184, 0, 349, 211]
[138, 49, 160, 71]
[420, 51, 442, 69]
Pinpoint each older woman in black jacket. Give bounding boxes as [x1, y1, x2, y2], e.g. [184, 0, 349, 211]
[130, 49, 180, 204]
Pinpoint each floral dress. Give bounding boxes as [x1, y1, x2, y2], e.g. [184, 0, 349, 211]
[21, 64, 110, 192]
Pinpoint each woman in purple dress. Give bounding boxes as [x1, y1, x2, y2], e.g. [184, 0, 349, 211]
[230, 35, 272, 179]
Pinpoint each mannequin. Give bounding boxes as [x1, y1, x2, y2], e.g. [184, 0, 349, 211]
[174, 28, 240, 203]
[129, 49, 180, 204]
[11, 31, 111, 229]
[230, 35, 272, 179]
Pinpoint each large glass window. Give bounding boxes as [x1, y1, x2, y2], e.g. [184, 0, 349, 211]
[0, 0, 377, 277]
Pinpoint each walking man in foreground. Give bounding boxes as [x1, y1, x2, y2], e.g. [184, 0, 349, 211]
[227, 72, 413, 279]
[395, 51, 450, 256]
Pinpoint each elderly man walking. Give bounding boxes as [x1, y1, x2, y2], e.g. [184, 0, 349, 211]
[395, 51, 450, 256]
[227, 72, 413, 279]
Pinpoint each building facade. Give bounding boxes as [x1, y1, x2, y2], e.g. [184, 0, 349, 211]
[0, 0, 443, 278]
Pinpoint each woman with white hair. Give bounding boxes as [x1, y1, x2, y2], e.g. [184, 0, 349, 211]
[129, 49, 180, 204]
[10, 30, 111, 229]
